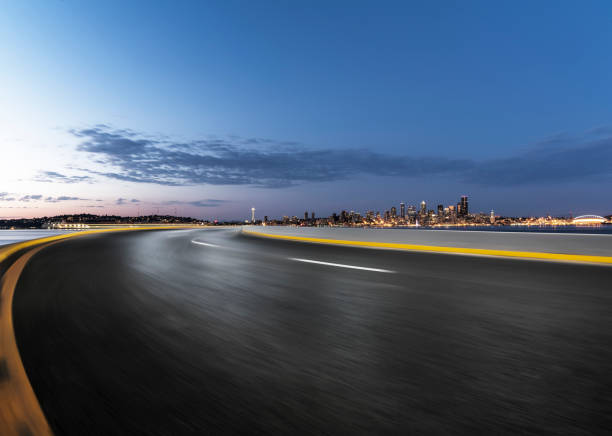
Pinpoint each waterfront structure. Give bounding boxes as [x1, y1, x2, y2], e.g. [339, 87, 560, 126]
[573, 215, 606, 224]
[400, 203, 405, 218]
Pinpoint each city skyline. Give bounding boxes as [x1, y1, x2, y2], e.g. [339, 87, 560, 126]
[3, 193, 610, 228]
[2, 2, 612, 219]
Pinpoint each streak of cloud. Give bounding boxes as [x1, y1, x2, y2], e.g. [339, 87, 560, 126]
[71, 125, 612, 188]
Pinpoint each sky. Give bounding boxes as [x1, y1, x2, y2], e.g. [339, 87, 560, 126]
[1, 0, 611, 220]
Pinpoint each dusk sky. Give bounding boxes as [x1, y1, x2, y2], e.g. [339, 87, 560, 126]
[1, 1, 611, 220]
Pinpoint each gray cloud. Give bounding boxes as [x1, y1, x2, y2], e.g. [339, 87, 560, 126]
[1, 193, 89, 203]
[19, 195, 43, 202]
[115, 198, 140, 205]
[45, 196, 88, 203]
[162, 199, 229, 208]
[71, 125, 612, 188]
[463, 137, 612, 185]
[34, 171, 93, 184]
[0, 192, 16, 202]
[71, 126, 468, 187]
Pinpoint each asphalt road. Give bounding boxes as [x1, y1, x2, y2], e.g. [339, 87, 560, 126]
[12, 229, 612, 435]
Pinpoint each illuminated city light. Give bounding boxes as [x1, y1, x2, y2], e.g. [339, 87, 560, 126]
[572, 215, 606, 225]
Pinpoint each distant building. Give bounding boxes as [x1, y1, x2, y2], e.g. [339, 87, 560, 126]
[448, 205, 456, 221]
[420, 201, 427, 215]
[490, 210, 495, 224]
[391, 206, 397, 218]
[400, 202, 405, 218]
[305, 211, 309, 221]
[460, 196, 468, 216]
[437, 204, 443, 217]
[311, 211, 315, 220]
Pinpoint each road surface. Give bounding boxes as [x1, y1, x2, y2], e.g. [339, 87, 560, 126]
[12, 229, 612, 434]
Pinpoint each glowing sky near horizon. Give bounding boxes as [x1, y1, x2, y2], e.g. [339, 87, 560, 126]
[1, 1, 611, 220]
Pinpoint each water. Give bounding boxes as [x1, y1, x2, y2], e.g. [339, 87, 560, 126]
[0, 229, 77, 247]
[377, 225, 612, 234]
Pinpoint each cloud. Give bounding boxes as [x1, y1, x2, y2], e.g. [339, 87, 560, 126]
[71, 126, 468, 187]
[115, 198, 140, 205]
[44, 196, 88, 203]
[162, 199, 229, 208]
[70, 125, 612, 188]
[463, 137, 612, 185]
[1, 193, 89, 203]
[19, 195, 43, 202]
[34, 171, 93, 184]
[0, 193, 16, 202]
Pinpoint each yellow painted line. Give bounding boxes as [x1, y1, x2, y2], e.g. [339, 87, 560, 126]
[0, 226, 202, 264]
[0, 226, 200, 435]
[0, 244, 55, 436]
[244, 230, 612, 265]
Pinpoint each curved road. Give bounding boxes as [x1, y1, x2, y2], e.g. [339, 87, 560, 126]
[12, 229, 612, 434]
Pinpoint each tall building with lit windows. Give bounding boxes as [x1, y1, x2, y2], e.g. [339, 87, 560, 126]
[400, 202, 405, 218]
[460, 196, 468, 216]
[420, 201, 427, 215]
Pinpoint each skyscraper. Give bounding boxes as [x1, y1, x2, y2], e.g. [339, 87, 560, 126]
[311, 212, 315, 220]
[251, 207, 255, 222]
[304, 211, 309, 221]
[391, 206, 397, 218]
[460, 196, 468, 216]
[437, 204, 443, 217]
[400, 202, 405, 218]
[420, 201, 427, 215]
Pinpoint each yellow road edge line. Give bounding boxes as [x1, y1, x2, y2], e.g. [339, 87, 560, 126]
[0, 226, 203, 264]
[0, 226, 201, 435]
[243, 230, 612, 265]
[0, 244, 55, 436]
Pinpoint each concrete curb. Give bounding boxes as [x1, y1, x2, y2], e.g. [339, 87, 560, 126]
[243, 228, 612, 266]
